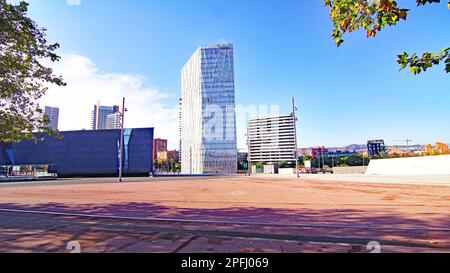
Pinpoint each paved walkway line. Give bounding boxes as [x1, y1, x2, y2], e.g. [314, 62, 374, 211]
[1, 208, 450, 232]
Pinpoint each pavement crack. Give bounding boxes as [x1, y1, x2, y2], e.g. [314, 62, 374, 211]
[172, 235, 200, 253]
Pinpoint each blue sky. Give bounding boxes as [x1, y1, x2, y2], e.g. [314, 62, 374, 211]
[20, 0, 450, 149]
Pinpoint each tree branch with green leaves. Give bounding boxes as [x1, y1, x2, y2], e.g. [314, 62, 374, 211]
[324, 0, 450, 74]
[0, 0, 65, 143]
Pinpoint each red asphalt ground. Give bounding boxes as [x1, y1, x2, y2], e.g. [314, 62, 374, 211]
[0, 176, 449, 253]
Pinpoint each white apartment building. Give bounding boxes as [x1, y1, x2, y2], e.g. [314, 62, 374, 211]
[106, 112, 121, 130]
[248, 114, 297, 163]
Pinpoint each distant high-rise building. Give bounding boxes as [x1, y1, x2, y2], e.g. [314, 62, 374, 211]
[168, 150, 180, 163]
[367, 139, 387, 157]
[181, 44, 237, 174]
[247, 114, 297, 164]
[91, 101, 120, 130]
[153, 138, 168, 163]
[44, 106, 59, 131]
[106, 113, 121, 130]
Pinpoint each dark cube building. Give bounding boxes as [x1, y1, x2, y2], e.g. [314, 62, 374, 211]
[0, 128, 154, 177]
[367, 139, 387, 158]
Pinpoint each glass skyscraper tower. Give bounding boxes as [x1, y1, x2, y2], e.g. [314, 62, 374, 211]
[181, 44, 237, 174]
[91, 101, 120, 130]
[44, 106, 59, 131]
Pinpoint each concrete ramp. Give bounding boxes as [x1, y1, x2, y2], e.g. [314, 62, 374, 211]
[366, 155, 450, 175]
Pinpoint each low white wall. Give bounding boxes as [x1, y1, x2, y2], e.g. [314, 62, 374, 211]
[333, 166, 368, 174]
[279, 168, 295, 175]
[366, 155, 450, 175]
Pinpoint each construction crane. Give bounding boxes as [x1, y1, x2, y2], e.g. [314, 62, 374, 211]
[392, 139, 413, 147]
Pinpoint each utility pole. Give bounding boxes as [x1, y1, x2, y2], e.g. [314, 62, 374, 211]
[292, 97, 300, 178]
[118, 97, 126, 183]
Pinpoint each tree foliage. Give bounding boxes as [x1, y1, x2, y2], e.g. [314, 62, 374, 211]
[0, 0, 65, 143]
[324, 0, 450, 74]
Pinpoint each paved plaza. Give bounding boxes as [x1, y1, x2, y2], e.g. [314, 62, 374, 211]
[0, 175, 449, 253]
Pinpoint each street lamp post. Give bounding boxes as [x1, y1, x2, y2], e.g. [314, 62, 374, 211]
[292, 97, 300, 178]
[118, 97, 126, 183]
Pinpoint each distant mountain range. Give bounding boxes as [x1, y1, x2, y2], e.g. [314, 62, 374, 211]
[302, 144, 428, 152]
[334, 144, 367, 152]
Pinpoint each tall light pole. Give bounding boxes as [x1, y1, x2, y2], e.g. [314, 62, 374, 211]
[246, 128, 252, 177]
[292, 97, 300, 178]
[118, 97, 126, 183]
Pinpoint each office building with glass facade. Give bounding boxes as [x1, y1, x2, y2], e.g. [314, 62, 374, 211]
[91, 101, 120, 130]
[0, 128, 154, 177]
[181, 44, 237, 174]
[44, 106, 59, 131]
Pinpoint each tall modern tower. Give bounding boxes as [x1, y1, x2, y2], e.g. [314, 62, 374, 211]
[181, 44, 237, 174]
[91, 101, 120, 130]
[44, 106, 59, 131]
